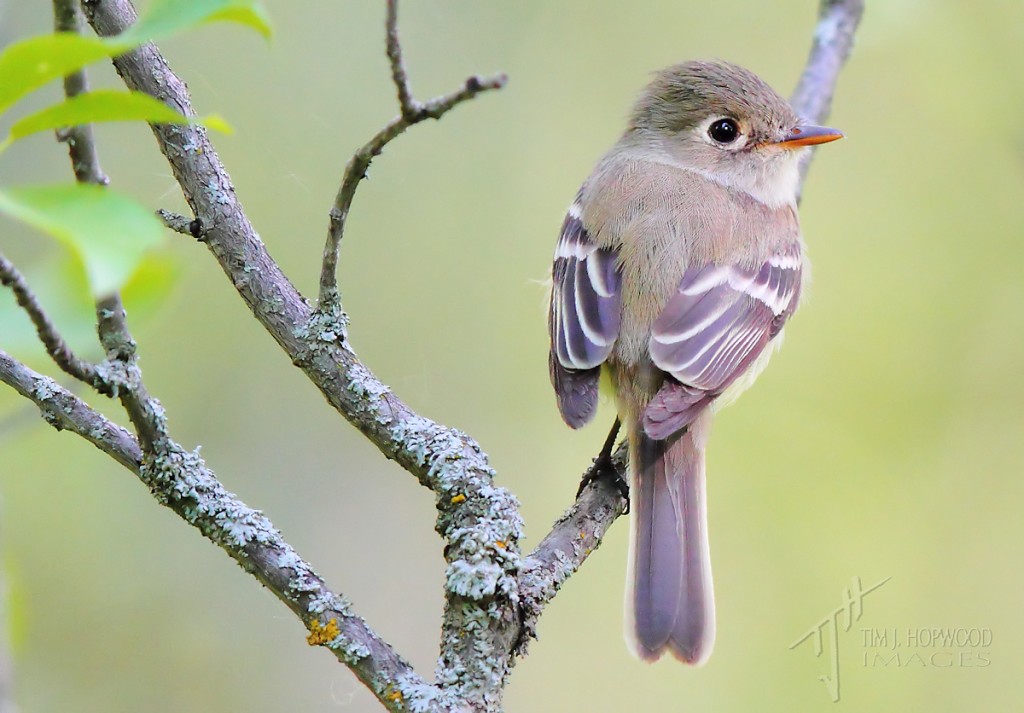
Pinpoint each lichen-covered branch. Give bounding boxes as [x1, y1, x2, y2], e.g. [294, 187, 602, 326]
[0, 350, 141, 470]
[317, 0, 506, 314]
[156, 208, 199, 237]
[0, 349, 431, 712]
[80, 1, 521, 708]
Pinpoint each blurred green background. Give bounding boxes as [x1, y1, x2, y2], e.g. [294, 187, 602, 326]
[2, 1, 1023, 711]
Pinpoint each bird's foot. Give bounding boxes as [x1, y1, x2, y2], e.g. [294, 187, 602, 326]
[575, 418, 629, 511]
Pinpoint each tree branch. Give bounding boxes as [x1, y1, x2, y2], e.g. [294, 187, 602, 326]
[0, 348, 434, 711]
[317, 0, 506, 315]
[791, 0, 865, 187]
[52, 0, 109, 185]
[0, 252, 104, 389]
[0, 2, 115, 395]
[0, 350, 140, 470]
[517, 445, 628, 648]
[76, 1, 520, 707]
[13, 2, 443, 709]
[385, 0, 417, 120]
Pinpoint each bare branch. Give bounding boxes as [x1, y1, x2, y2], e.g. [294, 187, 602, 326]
[52, 0, 109, 185]
[8, 3, 445, 708]
[71, 2, 518, 706]
[0, 253, 108, 390]
[385, 0, 417, 119]
[791, 0, 865, 188]
[317, 0, 506, 314]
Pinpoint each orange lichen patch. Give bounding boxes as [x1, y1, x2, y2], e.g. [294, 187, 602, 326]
[306, 617, 341, 646]
[386, 689, 404, 704]
[494, 540, 506, 550]
[450, 493, 467, 505]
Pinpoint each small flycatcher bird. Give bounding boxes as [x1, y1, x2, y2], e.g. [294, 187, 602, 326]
[547, 60, 842, 665]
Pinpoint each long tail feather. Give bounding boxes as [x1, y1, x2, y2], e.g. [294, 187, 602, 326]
[624, 418, 715, 665]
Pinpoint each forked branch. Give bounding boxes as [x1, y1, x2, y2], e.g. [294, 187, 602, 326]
[317, 0, 506, 314]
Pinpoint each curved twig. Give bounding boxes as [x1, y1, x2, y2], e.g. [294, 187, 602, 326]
[317, 0, 506, 315]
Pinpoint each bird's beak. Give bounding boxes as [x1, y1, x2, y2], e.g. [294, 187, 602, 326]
[775, 124, 844, 149]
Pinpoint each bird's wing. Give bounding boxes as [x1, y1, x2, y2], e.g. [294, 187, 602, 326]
[548, 203, 621, 428]
[644, 241, 802, 438]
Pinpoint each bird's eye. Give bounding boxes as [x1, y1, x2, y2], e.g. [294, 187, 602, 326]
[708, 118, 739, 144]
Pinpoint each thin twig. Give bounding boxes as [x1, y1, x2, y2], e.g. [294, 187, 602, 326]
[385, 0, 417, 119]
[0, 1, 113, 392]
[316, 0, 506, 314]
[0, 252, 105, 390]
[52, 0, 109, 185]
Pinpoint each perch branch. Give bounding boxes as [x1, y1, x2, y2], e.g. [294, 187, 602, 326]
[791, 0, 865, 188]
[317, 0, 506, 314]
[517, 445, 628, 645]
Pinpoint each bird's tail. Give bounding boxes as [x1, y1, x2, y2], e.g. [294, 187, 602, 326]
[624, 417, 715, 665]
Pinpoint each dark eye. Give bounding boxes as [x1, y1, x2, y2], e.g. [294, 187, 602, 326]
[708, 118, 739, 144]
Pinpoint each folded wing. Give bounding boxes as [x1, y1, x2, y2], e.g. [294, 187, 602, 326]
[548, 203, 622, 428]
[644, 242, 802, 439]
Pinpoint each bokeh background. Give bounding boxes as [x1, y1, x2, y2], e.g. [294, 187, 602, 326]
[2, 1, 1023, 711]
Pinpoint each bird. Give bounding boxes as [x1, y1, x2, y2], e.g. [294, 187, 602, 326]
[547, 60, 842, 665]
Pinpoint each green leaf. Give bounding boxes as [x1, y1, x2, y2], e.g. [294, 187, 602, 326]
[6, 90, 232, 143]
[0, 33, 130, 116]
[118, 0, 273, 45]
[0, 2, 269, 117]
[122, 249, 182, 319]
[0, 185, 163, 297]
